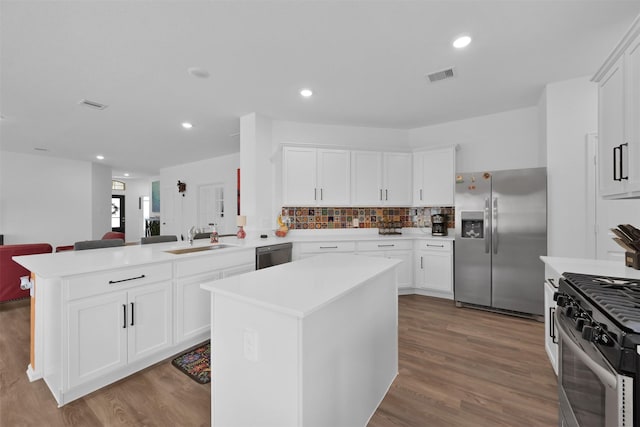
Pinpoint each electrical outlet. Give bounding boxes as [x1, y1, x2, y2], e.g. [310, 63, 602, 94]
[243, 329, 259, 362]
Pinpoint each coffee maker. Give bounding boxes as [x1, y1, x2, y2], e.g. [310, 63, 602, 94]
[431, 212, 447, 236]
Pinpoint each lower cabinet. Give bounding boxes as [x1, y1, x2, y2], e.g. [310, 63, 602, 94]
[356, 240, 413, 291]
[295, 240, 356, 260]
[414, 240, 453, 299]
[544, 278, 559, 376]
[67, 276, 173, 389]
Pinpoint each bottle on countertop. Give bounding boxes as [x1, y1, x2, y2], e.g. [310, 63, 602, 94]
[210, 223, 219, 243]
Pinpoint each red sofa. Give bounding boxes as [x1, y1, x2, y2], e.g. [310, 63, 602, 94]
[0, 243, 53, 302]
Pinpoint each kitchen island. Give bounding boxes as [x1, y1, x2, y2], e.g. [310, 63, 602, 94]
[12, 239, 256, 406]
[201, 253, 401, 427]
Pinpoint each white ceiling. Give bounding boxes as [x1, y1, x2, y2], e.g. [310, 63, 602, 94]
[2, 1, 640, 178]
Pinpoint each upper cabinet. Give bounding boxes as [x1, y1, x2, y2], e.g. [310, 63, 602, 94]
[593, 17, 640, 199]
[282, 146, 350, 206]
[351, 151, 412, 206]
[413, 146, 456, 206]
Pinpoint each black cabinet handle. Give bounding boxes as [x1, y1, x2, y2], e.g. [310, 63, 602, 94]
[385, 189, 388, 201]
[426, 244, 444, 248]
[319, 246, 338, 249]
[380, 189, 383, 201]
[549, 307, 557, 343]
[621, 142, 629, 180]
[378, 244, 395, 248]
[130, 302, 135, 326]
[320, 188, 323, 200]
[122, 304, 127, 329]
[614, 145, 620, 181]
[109, 274, 146, 284]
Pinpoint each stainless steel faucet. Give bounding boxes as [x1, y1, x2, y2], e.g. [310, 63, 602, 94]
[188, 226, 196, 245]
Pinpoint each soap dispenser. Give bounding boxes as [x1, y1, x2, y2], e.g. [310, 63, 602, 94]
[210, 224, 219, 243]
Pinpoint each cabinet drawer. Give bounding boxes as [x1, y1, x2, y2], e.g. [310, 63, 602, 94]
[66, 263, 172, 300]
[297, 241, 356, 254]
[357, 240, 412, 251]
[414, 240, 452, 251]
[175, 249, 254, 278]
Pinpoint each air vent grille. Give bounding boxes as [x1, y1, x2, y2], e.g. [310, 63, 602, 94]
[425, 67, 456, 83]
[78, 99, 108, 110]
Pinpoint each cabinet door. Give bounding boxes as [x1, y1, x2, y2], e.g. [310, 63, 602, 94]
[417, 250, 453, 295]
[176, 273, 218, 343]
[383, 153, 412, 205]
[317, 149, 350, 205]
[626, 35, 640, 192]
[127, 282, 172, 363]
[544, 281, 558, 375]
[387, 249, 413, 289]
[351, 151, 383, 206]
[68, 292, 127, 388]
[283, 147, 317, 205]
[413, 147, 455, 206]
[599, 56, 626, 196]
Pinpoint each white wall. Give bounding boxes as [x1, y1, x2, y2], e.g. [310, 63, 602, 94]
[408, 106, 542, 173]
[0, 151, 100, 248]
[272, 120, 410, 151]
[112, 177, 154, 243]
[91, 162, 112, 240]
[544, 76, 597, 258]
[159, 152, 240, 240]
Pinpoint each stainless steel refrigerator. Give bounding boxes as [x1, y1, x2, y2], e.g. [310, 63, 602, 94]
[454, 167, 547, 316]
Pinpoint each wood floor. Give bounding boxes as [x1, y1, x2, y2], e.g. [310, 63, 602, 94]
[0, 295, 557, 426]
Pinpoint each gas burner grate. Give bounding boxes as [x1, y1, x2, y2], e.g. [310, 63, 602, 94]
[562, 272, 640, 332]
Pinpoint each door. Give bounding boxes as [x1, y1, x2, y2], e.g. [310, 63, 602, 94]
[454, 172, 492, 306]
[598, 57, 625, 196]
[282, 147, 317, 205]
[491, 168, 547, 315]
[383, 152, 412, 205]
[68, 292, 128, 388]
[111, 195, 125, 233]
[317, 149, 350, 205]
[351, 151, 382, 205]
[127, 282, 172, 362]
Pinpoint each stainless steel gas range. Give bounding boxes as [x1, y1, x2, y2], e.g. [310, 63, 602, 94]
[554, 272, 640, 427]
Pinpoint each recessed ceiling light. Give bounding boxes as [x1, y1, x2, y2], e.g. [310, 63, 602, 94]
[124, 173, 130, 177]
[182, 122, 193, 129]
[453, 35, 472, 49]
[96, 155, 105, 160]
[300, 88, 313, 98]
[188, 67, 210, 79]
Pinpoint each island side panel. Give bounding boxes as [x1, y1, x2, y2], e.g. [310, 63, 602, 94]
[301, 267, 398, 427]
[212, 294, 300, 427]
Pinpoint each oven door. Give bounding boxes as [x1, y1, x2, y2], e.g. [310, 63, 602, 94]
[556, 313, 634, 427]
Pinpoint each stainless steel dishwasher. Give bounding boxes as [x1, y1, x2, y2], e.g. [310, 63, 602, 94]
[255, 242, 293, 270]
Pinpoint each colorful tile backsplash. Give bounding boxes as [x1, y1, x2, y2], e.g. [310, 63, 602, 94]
[280, 207, 455, 230]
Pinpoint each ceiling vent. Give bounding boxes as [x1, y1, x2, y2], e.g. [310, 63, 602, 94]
[78, 99, 108, 110]
[425, 67, 456, 83]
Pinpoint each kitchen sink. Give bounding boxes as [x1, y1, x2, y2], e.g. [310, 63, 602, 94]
[165, 244, 232, 254]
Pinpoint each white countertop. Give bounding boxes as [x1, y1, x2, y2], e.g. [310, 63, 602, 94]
[541, 256, 640, 279]
[201, 253, 401, 318]
[13, 229, 453, 278]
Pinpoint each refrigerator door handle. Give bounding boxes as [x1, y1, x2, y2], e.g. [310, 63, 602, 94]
[492, 197, 498, 254]
[484, 197, 491, 254]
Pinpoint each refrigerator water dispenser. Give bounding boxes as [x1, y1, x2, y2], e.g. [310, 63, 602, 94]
[460, 211, 484, 238]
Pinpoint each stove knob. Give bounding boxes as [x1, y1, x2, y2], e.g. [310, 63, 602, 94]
[575, 318, 585, 332]
[595, 331, 615, 347]
[565, 305, 575, 318]
[555, 294, 566, 307]
[582, 325, 594, 341]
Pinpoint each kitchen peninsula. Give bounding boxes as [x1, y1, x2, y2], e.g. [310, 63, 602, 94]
[12, 239, 256, 406]
[201, 253, 401, 427]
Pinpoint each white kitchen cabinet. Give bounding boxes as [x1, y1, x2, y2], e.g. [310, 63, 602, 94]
[413, 146, 456, 206]
[414, 239, 453, 299]
[175, 250, 254, 344]
[67, 267, 173, 390]
[282, 146, 350, 206]
[356, 240, 413, 290]
[544, 278, 558, 376]
[593, 18, 640, 198]
[295, 240, 356, 260]
[351, 151, 412, 206]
